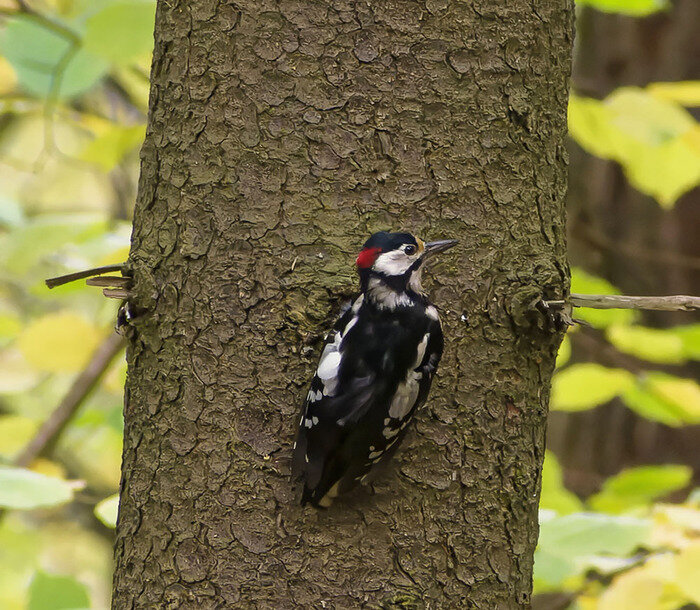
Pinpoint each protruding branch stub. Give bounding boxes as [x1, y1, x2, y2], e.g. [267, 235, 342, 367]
[45, 263, 130, 292]
[46, 263, 135, 332]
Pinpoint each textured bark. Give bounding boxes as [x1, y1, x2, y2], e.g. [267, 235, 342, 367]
[112, 0, 573, 608]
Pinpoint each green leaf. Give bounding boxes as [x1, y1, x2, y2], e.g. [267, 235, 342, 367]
[0, 466, 77, 510]
[555, 335, 571, 369]
[0, 213, 108, 274]
[622, 373, 700, 426]
[79, 124, 146, 171]
[589, 465, 693, 514]
[540, 451, 583, 515]
[535, 512, 650, 587]
[28, 571, 90, 610]
[670, 324, 700, 360]
[622, 134, 700, 208]
[0, 17, 108, 99]
[84, 1, 156, 65]
[0, 312, 22, 341]
[606, 324, 686, 364]
[576, 0, 669, 16]
[570, 268, 638, 328]
[568, 91, 700, 207]
[94, 493, 119, 528]
[551, 364, 635, 412]
[648, 81, 700, 107]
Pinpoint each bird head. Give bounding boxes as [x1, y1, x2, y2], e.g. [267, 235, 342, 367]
[355, 231, 457, 302]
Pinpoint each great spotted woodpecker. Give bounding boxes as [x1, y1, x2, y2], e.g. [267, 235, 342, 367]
[292, 231, 457, 507]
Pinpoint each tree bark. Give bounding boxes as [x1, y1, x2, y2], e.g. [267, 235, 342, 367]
[112, 0, 573, 608]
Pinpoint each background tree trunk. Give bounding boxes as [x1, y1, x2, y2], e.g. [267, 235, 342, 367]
[112, 0, 573, 607]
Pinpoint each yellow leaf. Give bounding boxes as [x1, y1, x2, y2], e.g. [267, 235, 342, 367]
[651, 504, 700, 550]
[78, 124, 145, 171]
[650, 375, 700, 420]
[17, 312, 102, 373]
[0, 57, 17, 95]
[649, 81, 700, 107]
[98, 245, 130, 267]
[30, 458, 66, 480]
[0, 415, 37, 458]
[598, 568, 664, 610]
[103, 359, 127, 394]
[675, 543, 700, 603]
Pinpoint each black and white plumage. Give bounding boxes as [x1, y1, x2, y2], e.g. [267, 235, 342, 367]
[292, 231, 457, 507]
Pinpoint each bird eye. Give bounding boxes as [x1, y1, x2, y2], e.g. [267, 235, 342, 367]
[404, 245, 416, 255]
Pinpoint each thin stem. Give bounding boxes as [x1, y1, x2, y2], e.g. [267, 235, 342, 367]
[545, 293, 700, 312]
[14, 333, 126, 468]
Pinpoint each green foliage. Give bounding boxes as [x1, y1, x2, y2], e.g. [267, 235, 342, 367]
[0, 466, 78, 510]
[589, 465, 692, 513]
[622, 373, 700, 426]
[0, 0, 697, 608]
[669, 323, 700, 359]
[94, 493, 119, 528]
[648, 81, 700, 106]
[569, 87, 700, 207]
[0, 2, 150, 605]
[0, 17, 107, 99]
[535, 512, 650, 589]
[79, 124, 146, 171]
[576, 0, 669, 16]
[551, 363, 635, 411]
[28, 571, 90, 610]
[555, 335, 571, 368]
[84, 1, 156, 65]
[606, 324, 686, 364]
[540, 451, 584, 515]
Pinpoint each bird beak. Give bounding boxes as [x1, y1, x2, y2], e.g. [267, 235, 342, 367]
[423, 239, 458, 257]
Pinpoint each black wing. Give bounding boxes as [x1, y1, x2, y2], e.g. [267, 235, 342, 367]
[292, 302, 444, 507]
[291, 298, 384, 504]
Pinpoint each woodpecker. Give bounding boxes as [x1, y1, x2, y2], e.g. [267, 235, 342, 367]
[292, 231, 457, 507]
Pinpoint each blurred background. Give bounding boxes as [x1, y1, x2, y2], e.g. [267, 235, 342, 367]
[0, 0, 698, 608]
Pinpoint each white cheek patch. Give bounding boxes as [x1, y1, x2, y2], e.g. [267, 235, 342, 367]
[373, 250, 413, 276]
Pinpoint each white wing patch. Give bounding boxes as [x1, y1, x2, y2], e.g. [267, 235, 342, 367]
[388, 333, 430, 420]
[388, 372, 422, 419]
[313, 313, 359, 398]
[413, 333, 429, 369]
[426, 305, 439, 321]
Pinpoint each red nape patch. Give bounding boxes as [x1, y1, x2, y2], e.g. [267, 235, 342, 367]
[356, 247, 381, 269]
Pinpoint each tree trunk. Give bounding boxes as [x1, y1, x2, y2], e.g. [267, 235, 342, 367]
[112, 0, 573, 607]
